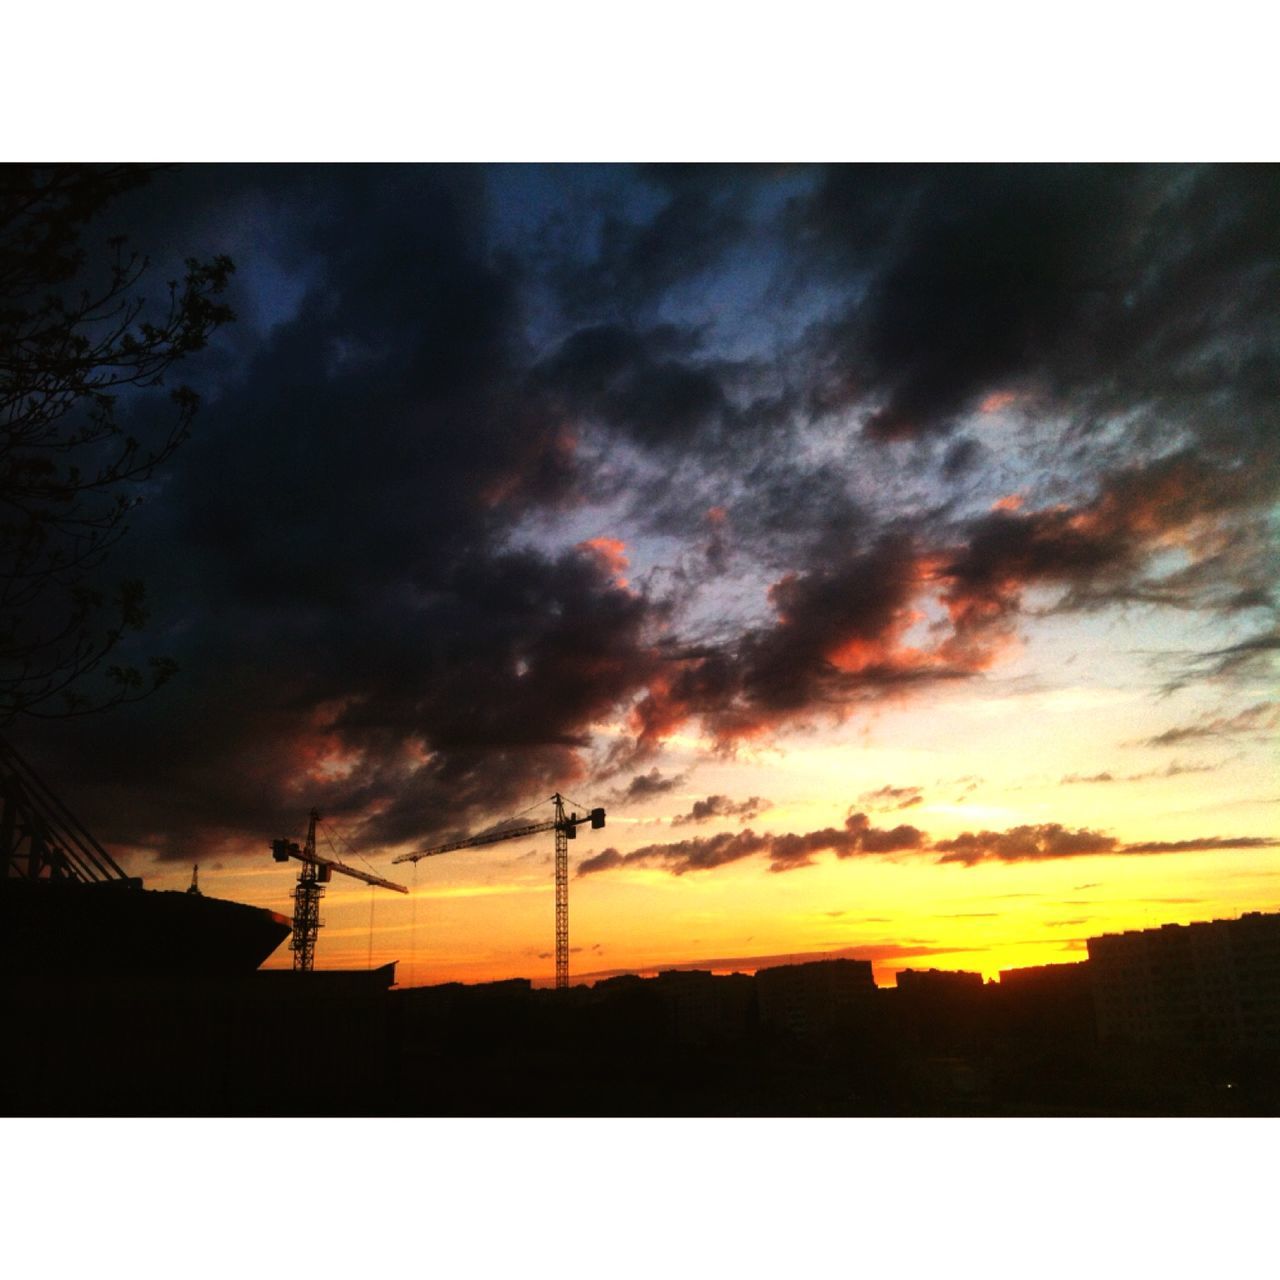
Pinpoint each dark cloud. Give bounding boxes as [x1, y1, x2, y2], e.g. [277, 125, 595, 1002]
[1120, 836, 1280, 855]
[535, 323, 732, 450]
[550, 165, 762, 319]
[937, 824, 1277, 865]
[795, 164, 1280, 447]
[941, 436, 984, 479]
[938, 449, 1277, 664]
[1165, 627, 1280, 689]
[19, 167, 664, 857]
[11, 163, 1277, 870]
[578, 810, 924, 877]
[934, 824, 1118, 866]
[615, 437, 1273, 757]
[858, 784, 924, 811]
[1141, 702, 1277, 747]
[608, 768, 688, 806]
[768, 813, 927, 872]
[628, 536, 977, 753]
[778, 164, 1280, 685]
[578, 829, 768, 877]
[1061, 761, 1221, 784]
[575, 847, 627, 877]
[580, 813, 1275, 878]
[671, 794, 770, 825]
[822, 166, 1142, 439]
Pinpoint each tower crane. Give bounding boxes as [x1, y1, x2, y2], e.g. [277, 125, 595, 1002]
[271, 808, 408, 972]
[393, 793, 604, 990]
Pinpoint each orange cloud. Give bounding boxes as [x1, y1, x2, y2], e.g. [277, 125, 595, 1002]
[579, 536, 630, 588]
[980, 390, 1018, 414]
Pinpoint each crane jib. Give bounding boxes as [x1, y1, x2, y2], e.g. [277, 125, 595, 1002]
[387, 796, 605, 991]
[271, 838, 409, 892]
[394, 806, 605, 864]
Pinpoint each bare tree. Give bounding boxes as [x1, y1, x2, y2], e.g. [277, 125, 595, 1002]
[0, 165, 234, 719]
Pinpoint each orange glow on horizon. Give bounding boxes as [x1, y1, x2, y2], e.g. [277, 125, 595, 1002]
[145, 579, 1276, 999]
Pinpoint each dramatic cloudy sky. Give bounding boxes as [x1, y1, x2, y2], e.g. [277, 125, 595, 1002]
[23, 164, 1279, 984]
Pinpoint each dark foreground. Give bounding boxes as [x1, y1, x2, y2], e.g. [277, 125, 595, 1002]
[6, 966, 1278, 1117]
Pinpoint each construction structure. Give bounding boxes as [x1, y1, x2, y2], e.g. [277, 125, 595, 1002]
[271, 808, 407, 972]
[394, 793, 604, 989]
[2, 735, 291, 976]
[1, 734, 139, 887]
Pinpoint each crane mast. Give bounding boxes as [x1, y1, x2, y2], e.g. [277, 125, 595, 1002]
[291, 812, 324, 973]
[554, 794, 569, 991]
[271, 808, 408, 972]
[393, 793, 604, 989]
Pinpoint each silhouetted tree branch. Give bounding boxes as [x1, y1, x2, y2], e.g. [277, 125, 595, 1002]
[0, 164, 234, 720]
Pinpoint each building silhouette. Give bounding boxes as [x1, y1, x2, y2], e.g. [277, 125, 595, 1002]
[996, 960, 1095, 1048]
[1088, 910, 1280, 1045]
[997, 961, 1086, 993]
[755, 957, 877, 1040]
[651, 969, 755, 1044]
[892, 967, 988, 1054]
[895, 967, 983, 993]
[9, 910, 1280, 1115]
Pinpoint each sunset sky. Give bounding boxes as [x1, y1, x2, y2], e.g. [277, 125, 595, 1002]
[23, 164, 1278, 985]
